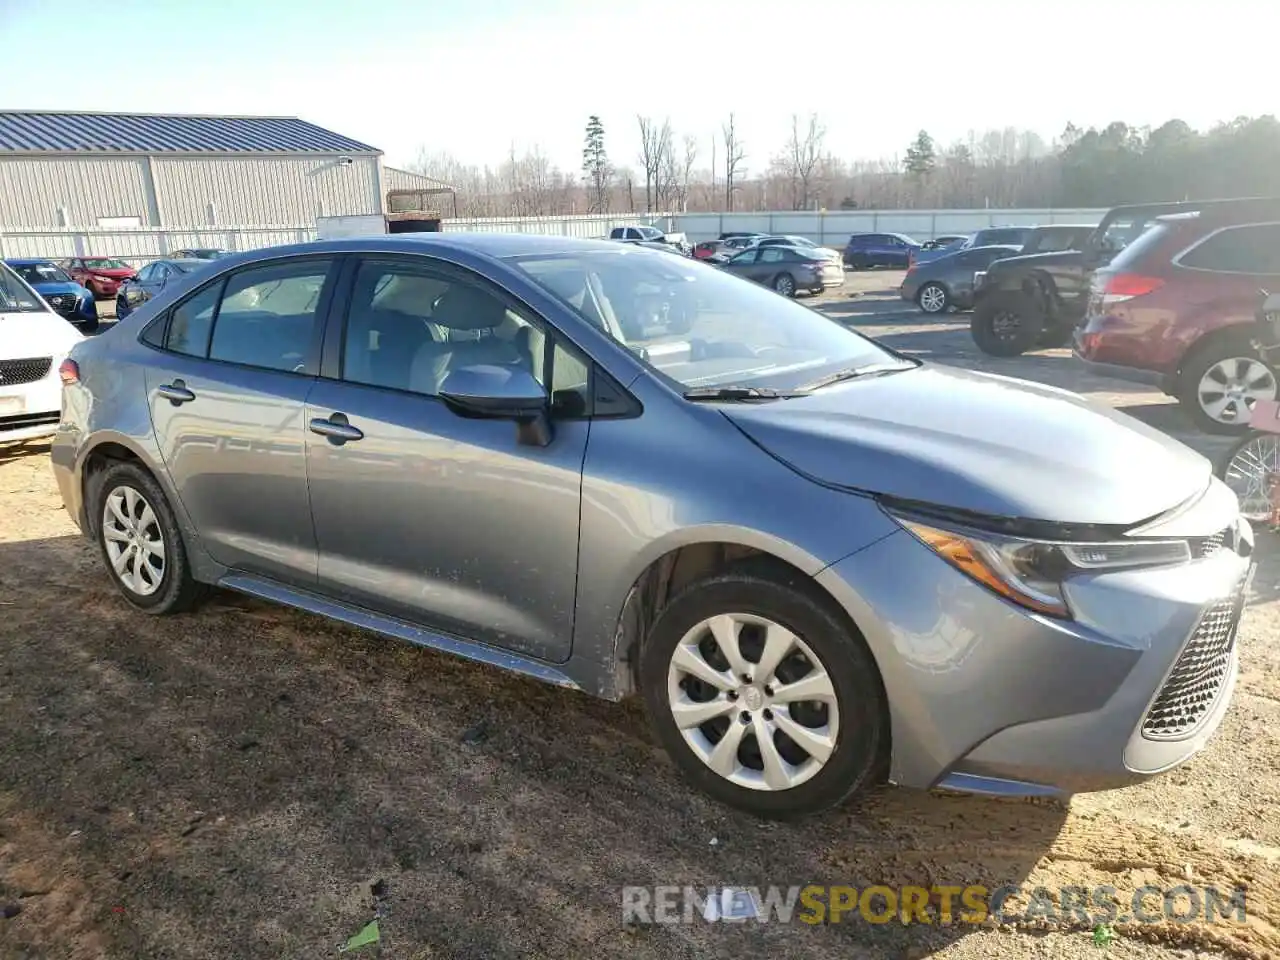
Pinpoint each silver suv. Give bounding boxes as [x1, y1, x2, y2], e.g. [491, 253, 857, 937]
[51, 234, 1252, 819]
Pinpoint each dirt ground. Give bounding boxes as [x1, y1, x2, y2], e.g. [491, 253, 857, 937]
[2, 277, 1278, 959]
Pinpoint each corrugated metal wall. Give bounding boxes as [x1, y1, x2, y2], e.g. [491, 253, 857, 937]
[383, 166, 442, 192]
[0, 154, 381, 229]
[151, 156, 380, 225]
[0, 157, 152, 228]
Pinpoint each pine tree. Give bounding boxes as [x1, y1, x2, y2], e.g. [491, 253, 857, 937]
[582, 116, 611, 213]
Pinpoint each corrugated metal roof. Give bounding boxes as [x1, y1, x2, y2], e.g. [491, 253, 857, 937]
[0, 111, 380, 155]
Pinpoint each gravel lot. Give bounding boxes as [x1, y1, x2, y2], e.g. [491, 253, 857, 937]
[1, 274, 1277, 959]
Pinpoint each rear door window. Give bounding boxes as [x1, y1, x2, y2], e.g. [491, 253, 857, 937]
[205, 259, 332, 372]
[1178, 224, 1280, 275]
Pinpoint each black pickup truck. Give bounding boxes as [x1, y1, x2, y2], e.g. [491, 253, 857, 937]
[968, 202, 1204, 357]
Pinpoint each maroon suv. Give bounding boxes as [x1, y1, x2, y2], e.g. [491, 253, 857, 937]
[1074, 199, 1280, 434]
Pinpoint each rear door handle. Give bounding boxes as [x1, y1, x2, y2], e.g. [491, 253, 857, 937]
[156, 379, 195, 405]
[309, 413, 364, 444]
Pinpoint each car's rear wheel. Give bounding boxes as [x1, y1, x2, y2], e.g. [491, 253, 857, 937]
[916, 282, 949, 315]
[773, 273, 796, 298]
[94, 461, 207, 614]
[970, 291, 1043, 357]
[1177, 330, 1278, 435]
[1219, 432, 1280, 523]
[640, 566, 887, 820]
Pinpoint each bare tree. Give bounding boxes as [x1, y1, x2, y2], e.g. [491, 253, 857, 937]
[722, 113, 746, 212]
[671, 134, 698, 212]
[637, 115, 673, 213]
[783, 113, 826, 210]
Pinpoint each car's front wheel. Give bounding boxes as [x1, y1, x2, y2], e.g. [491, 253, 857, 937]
[93, 461, 207, 614]
[640, 565, 887, 820]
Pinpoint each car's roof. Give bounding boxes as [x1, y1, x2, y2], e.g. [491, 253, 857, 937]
[4, 257, 54, 265]
[237, 232, 638, 262]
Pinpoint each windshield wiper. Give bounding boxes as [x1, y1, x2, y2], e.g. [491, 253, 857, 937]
[800, 361, 916, 392]
[682, 385, 805, 402]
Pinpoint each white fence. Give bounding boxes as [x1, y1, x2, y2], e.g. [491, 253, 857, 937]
[0, 225, 315, 264]
[0, 208, 1108, 263]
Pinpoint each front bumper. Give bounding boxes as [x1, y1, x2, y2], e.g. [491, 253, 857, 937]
[0, 366, 62, 444]
[816, 484, 1251, 797]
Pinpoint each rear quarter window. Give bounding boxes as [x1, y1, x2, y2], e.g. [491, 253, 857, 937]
[1107, 222, 1176, 272]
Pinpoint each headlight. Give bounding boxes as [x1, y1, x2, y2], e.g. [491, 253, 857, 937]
[888, 510, 1191, 619]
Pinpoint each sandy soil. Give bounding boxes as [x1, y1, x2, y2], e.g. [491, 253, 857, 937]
[1, 282, 1277, 959]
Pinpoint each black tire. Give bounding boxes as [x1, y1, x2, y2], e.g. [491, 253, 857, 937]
[639, 565, 888, 820]
[1176, 330, 1278, 436]
[115, 296, 129, 320]
[773, 273, 797, 298]
[915, 282, 950, 315]
[845, 255, 867, 271]
[78, 316, 100, 334]
[92, 461, 208, 614]
[970, 290, 1044, 357]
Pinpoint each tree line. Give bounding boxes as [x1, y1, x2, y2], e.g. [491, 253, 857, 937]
[408, 114, 1280, 219]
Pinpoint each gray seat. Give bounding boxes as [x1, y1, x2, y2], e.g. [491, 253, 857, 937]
[409, 285, 528, 395]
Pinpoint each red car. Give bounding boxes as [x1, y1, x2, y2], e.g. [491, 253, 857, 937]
[1074, 198, 1280, 434]
[693, 240, 722, 260]
[59, 256, 137, 300]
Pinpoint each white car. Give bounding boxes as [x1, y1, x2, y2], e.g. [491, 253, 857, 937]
[0, 261, 84, 443]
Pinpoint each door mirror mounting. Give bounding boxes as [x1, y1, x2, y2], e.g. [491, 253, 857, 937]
[438, 365, 553, 446]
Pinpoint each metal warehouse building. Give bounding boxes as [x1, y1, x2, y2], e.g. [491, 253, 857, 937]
[0, 110, 442, 230]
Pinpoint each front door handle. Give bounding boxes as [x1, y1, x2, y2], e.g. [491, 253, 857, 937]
[309, 413, 364, 445]
[156, 379, 195, 405]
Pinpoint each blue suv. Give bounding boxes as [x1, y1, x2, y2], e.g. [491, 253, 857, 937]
[843, 233, 920, 269]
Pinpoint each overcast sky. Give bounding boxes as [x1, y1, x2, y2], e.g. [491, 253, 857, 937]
[2, 0, 1273, 174]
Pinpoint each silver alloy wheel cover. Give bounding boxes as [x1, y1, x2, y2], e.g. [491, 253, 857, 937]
[666, 613, 840, 792]
[1223, 434, 1280, 522]
[1198, 357, 1276, 425]
[101, 485, 166, 597]
[776, 275, 794, 295]
[919, 284, 946, 313]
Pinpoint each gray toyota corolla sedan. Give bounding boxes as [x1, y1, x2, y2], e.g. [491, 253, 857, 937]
[50, 234, 1253, 820]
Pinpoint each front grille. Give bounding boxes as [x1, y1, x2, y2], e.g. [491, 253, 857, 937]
[1141, 580, 1245, 740]
[1199, 529, 1227, 558]
[0, 357, 53, 386]
[45, 294, 79, 315]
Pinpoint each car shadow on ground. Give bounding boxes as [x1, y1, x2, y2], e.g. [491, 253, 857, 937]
[0, 530, 1066, 959]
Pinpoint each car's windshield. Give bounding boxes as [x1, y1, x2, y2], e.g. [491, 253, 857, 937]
[83, 258, 129, 269]
[0, 263, 46, 313]
[511, 248, 905, 392]
[170, 260, 200, 274]
[11, 262, 72, 284]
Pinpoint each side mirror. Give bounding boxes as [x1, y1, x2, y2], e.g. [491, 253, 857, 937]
[438, 364, 552, 446]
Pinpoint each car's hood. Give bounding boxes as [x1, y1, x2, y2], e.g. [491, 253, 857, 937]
[722, 364, 1211, 527]
[0, 310, 84, 359]
[29, 281, 85, 296]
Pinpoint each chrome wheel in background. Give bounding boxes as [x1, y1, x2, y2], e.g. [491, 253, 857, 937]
[101, 485, 166, 596]
[917, 282, 948, 314]
[1222, 433, 1280, 522]
[666, 612, 839, 792]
